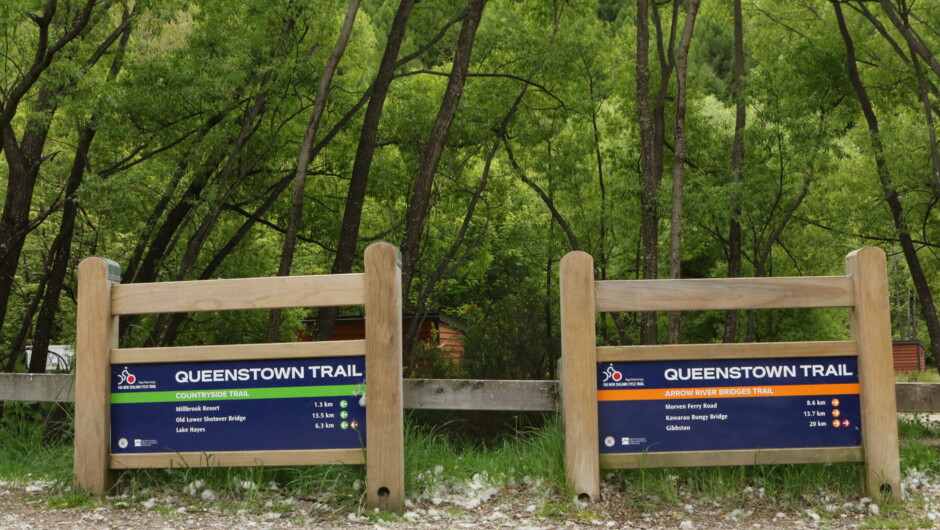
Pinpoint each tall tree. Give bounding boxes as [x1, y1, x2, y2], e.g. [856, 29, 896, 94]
[636, 0, 685, 344]
[0, 0, 123, 366]
[666, 0, 701, 344]
[313, 0, 418, 341]
[27, 10, 135, 373]
[723, 0, 746, 343]
[398, 0, 487, 363]
[635, 0, 659, 344]
[399, 0, 488, 302]
[833, 0, 940, 373]
[264, 0, 361, 342]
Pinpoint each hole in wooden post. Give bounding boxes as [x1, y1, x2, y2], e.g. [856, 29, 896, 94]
[578, 492, 591, 504]
[879, 483, 892, 498]
[378, 486, 390, 499]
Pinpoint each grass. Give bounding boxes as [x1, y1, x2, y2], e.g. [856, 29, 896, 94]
[0, 405, 938, 525]
[404, 413, 568, 504]
[0, 403, 73, 483]
[895, 369, 940, 383]
[607, 460, 865, 513]
[898, 414, 940, 475]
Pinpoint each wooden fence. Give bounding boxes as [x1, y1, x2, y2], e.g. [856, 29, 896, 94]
[70, 243, 404, 511]
[2, 373, 937, 414]
[559, 247, 904, 503]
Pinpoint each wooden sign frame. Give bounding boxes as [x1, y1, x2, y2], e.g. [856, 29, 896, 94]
[560, 247, 901, 503]
[74, 242, 405, 512]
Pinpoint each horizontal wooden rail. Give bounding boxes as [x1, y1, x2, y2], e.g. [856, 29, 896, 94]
[0, 373, 76, 402]
[895, 382, 940, 412]
[110, 448, 364, 469]
[595, 276, 854, 312]
[111, 340, 366, 364]
[111, 273, 365, 315]
[600, 446, 865, 469]
[403, 379, 558, 411]
[3, 374, 937, 413]
[597, 341, 858, 362]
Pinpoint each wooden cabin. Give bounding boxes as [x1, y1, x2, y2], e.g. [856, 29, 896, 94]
[300, 313, 466, 364]
[892, 341, 926, 372]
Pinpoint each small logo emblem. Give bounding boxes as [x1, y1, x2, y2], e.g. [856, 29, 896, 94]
[604, 436, 615, 447]
[118, 367, 137, 385]
[602, 364, 623, 382]
[118, 438, 129, 449]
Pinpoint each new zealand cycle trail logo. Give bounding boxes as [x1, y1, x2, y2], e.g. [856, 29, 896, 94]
[117, 367, 137, 385]
[602, 364, 623, 382]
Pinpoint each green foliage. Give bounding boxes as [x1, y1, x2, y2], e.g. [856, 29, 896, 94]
[2, 0, 939, 367]
[408, 341, 462, 379]
[459, 290, 558, 380]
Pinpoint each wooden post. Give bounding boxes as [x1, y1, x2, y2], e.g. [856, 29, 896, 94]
[74, 257, 121, 495]
[364, 242, 404, 512]
[560, 251, 600, 502]
[846, 247, 901, 501]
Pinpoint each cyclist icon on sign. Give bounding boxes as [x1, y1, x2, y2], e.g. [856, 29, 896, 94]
[603, 364, 623, 383]
[118, 367, 136, 385]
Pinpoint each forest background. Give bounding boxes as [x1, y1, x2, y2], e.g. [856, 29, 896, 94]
[2, 0, 939, 385]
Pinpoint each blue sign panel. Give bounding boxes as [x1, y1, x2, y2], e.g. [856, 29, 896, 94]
[110, 357, 365, 454]
[597, 357, 861, 454]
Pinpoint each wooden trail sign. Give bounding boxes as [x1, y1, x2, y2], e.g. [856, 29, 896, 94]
[74, 242, 405, 512]
[560, 247, 901, 503]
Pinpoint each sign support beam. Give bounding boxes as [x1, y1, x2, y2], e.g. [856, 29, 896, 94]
[560, 251, 600, 502]
[846, 247, 902, 501]
[364, 242, 405, 512]
[74, 257, 120, 495]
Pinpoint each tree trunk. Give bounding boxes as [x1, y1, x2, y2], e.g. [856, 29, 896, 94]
[27, 125, 97, 373]
[0, 96, 57, 352]
[833, 0, 940, 373]
[0, 3, 115, 339]
[877, 0, 940, 82]
[723, 0, 746, 343]
[264, 0, 361, 342]
[399, 0, 487, 302]
[666, 0, 700, 344]
[636, 0, 660, 344]
[29, 14, 134, 372]
[314, 0, 417, 342]
[404, 132, 495, 369]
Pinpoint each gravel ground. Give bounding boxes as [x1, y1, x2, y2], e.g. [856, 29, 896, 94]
[2, 468, 939, 529]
